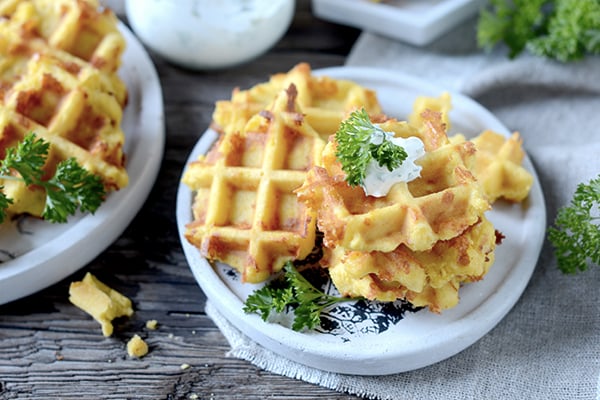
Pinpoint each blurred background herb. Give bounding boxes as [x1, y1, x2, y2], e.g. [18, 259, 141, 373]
[477, 0, 600, 62]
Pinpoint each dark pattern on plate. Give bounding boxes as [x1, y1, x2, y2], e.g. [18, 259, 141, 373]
[318, 300, 421, 337]
[302, 266, 422, 336]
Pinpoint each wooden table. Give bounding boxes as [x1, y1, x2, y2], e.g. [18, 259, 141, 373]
[0, 2, 365, 399]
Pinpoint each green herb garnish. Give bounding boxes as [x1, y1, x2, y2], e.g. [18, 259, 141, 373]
[243, 262, 361, 331]
[547, 174, 600, 273]
[335, 108, 407, 187]
[477, 0, 600, 62]
[0, 133, 106, 223]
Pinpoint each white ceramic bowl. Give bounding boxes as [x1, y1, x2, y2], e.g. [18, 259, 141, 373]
[125, 0, 295, 70]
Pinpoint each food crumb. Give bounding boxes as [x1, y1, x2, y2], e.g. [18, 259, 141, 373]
[145, 319, 159, 330]
[189, 394, 199, 400]
[127, 334, 149, 358]
[68, 272, 133, 337]
[180, 363, 191, 370]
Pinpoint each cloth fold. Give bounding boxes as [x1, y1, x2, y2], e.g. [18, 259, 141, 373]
[206, 18, 600, 400]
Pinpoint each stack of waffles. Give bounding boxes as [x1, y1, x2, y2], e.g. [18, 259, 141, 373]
[298, 92, 532, 312]
[183, 63, 534, 312]
[0, 0, 128, 217]
[298, 105, 499, 312]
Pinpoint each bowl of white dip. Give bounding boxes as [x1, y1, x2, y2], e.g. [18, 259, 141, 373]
[126, 0, 295, 69]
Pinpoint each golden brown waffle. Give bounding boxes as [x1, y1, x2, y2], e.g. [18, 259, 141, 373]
[297, 110, 490, 253]
[0, 0, 126, 75]
[409, 92, 452, 133]
[469, 130, 533, 203]
[183, 85, 325, 283]
[212, 63, 383, 141]
[325, 216, 497, 313]
[0, 0, 128, 218]
[411, 93, 533, 203]
[0, 0, 126, 106]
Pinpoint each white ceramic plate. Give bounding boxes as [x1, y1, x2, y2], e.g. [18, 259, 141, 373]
[176, 66, 546, 375]
[0, 23, 164, 305]
[312, 0, 485, 46]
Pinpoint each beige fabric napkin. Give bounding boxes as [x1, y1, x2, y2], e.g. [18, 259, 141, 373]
[206, 18, 600, 400]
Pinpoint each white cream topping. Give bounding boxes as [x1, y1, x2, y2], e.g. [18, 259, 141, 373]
[362, 131, 425, 197]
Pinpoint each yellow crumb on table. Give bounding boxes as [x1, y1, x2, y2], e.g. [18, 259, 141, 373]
[68, 272, 133, 337]
[145, 319, 158, 330]
[126, 334, 149, 358]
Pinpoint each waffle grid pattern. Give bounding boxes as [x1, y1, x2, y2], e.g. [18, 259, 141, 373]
[212, 62, 382, 141]
[184, 86, 325, 283]
[0, 0, 128, 217]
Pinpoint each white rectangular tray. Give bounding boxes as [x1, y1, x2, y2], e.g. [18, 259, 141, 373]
[312, 0, 484, 46]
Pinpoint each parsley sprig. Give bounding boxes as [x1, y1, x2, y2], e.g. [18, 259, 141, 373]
[243, 262, 360, 331]
[547, 175, 600, 273]
[477, 0, 600, 62]
[335, 108, 407, 187]
[0, 133, 106, 223]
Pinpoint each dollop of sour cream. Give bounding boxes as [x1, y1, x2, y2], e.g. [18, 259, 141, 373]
[362, 130, 426, 197]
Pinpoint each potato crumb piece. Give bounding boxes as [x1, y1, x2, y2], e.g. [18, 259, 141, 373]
[145, 319, 158, 330]
[127, 334, 149, 358]
[68, 272, 134, 337]
[180, 363, 191, 370]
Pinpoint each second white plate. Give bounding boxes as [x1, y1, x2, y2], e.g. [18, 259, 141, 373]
[177, 66, 546, 375]
[0, 23, 165, 305]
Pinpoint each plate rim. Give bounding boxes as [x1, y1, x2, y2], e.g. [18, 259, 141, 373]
[176, 65, 546, 375]
[0, 21, 165, 305]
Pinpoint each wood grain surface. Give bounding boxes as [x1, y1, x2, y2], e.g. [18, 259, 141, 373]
[0, 2, 365, 399]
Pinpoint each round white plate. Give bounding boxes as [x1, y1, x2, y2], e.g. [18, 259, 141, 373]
[0, 23, 165, 305]
[176, 66, 546, 375]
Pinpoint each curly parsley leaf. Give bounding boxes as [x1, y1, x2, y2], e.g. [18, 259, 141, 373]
[0, 133, 48, 185]
[477, 0, 549, 58]
[243, 262, 360, 331]
[547, 175, 600, 274]
[0, 133, 106, 223]
[242, 282, 294, 322]
[477, 0, 600, 62]
[0, 191, 12, 224]
[528, 0, 600, 62]
[335, 108, 407, 187]
[43, 158, 106, 222]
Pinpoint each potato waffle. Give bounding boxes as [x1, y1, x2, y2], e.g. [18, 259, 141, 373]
[0, 0, 126, 75]
[0, 0, 128, 218]
[212, 63, 383, 140]
[296, 108, 498, 312]
[468, 130, 533, 203]
[325, 217, 497, 313]
[297, 111, 490, 253]
[183, 85, 325, 283]
[409, 92, 452, 133]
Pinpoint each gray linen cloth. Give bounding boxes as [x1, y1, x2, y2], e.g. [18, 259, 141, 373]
[205, 18, 600, 400]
